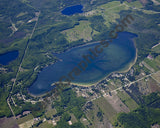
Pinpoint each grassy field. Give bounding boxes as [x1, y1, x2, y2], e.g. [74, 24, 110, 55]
[17, 114, 34, 124]
[124, 1, 143, 8]
[19, 119, 34, 128]
[36, 121, 54, 128]
[70, 113, 78, 124]
[45, 108, 57, 119]
[85, 99, 112, 128]
[151, 71, 160, 84]
[82, 0, 145, 28]
[94, 97, 117, 123]
[117, 90, 139, 111]
[62, 20, 99, 42]
[85, 101, 100, 127]
[144, 56, 160, 71]
[84, 1, 128, 27]
[152, 43, 160, 53]
[0, 117, 19, 128]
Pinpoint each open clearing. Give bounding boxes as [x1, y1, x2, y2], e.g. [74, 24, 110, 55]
[104, 91, 130, 113]
[62, 20, 99, 42]
[17, 114, 34, 124]
[93, 97, 117, 123]
[36, 121, 53, 128]
[151, 71, 160, 84]
[18, 119, 34, 128]
[0, 117, 19, 128]
[144, 56, 160, 71]
[85, 99, 114, 128]
[116, 90, 139, 111]
[45, 108, 57, 119]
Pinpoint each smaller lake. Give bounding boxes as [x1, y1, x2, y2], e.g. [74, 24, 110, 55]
[61, 5, 83, 15]
[0, 51, 19, 65]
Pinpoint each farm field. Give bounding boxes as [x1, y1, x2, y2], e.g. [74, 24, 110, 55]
[17, 114, 34, 124]
[116, 90, 139, 111]
[93, 97, 117, 123]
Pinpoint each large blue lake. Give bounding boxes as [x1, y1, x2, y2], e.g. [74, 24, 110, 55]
[29, 32, 137, 95]
[0, 51, 19, 65]
[61, 5, 83, 15]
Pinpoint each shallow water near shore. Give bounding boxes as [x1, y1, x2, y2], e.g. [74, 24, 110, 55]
[29, 32, 137, 95]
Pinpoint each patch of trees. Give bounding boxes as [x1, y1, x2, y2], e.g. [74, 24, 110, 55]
[124, 84, 144, 105]
[0, 87, 12, 117]
[97, 111, 103, 122]
[116, 92, 160, 128]
[54, 88, 86, 116]
[88, 15, 110, 41]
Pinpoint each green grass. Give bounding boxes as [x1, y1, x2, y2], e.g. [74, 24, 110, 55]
[70, 113, 78, 124]
[94, 97, 117, 123]
[124, 1, 143, 8]
[62, 20, 99, 42]
[100, 1, 120, 8]
[85, 100, 104, 127]
[17, 114, 34, 124]
[45, 109, 57, 119]
[36, 121, 54, 128]
[144, 57, 160, 71]
[0, 87, 12, 117]
[117, 90, 139, 111]
[83, 0, 143, 28]
[91, 1, 129, 27]
[152, 43, 160, 53]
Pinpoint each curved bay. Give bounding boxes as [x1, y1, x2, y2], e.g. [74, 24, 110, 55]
[29, 32, 137, 95]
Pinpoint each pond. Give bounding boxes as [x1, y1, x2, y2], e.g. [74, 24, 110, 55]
[0, 50, 19, 65]
[61, 5, 83, 15]
[29, 32, 137, 95]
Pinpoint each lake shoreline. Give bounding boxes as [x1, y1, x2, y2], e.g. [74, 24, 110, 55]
[28, 32, 138, 97]
[69, 47, 137, 87]
[29, 42, 137, 97]
[62, 39, 138, 87]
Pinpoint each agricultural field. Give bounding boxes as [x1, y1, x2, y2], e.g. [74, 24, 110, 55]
[34, 121, 54, 128]
[151, 71, 160, 84]
[104, 91, 130, 113]
[17, 114, 34, 124]
[0, 117, 19, 128]
[85, 99, 113, 128]
[19, 119, 34, 128]
[144, 55, 160, 71]
[93, 97, 117, 123]
[116, 90, 139, 111]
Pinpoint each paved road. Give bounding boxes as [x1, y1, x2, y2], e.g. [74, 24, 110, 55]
[85, 70, 160, 104]
[7, 11, 40, 118]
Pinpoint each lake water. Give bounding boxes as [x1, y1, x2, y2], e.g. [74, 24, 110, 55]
[0, 51, 19, 65]
[61, 5, 83, 15]
[29, 32, 137, 95]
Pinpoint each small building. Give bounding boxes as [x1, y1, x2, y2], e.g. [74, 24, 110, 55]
[68, 120, 72, 125]
[147, 54, 153, 60]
